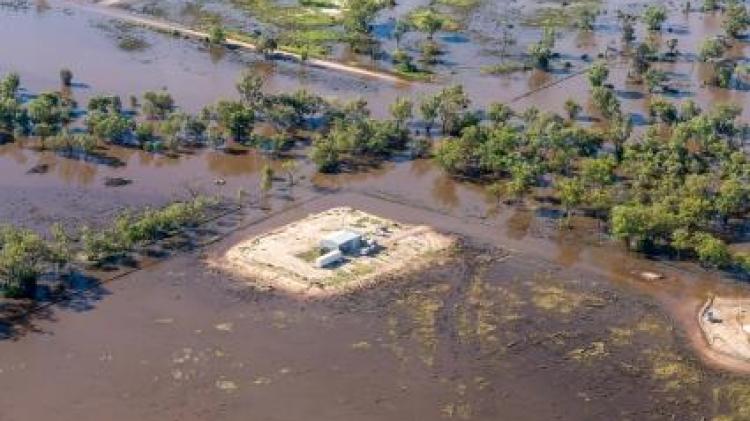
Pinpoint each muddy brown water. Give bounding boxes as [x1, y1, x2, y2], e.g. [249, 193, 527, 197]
[3, 0, 750, 418]
[0, 192, 736, 420]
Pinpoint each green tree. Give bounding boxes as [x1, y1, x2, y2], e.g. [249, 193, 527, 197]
[236, 71, 265, 109]
[487, 102, 514, 125]
[208, 25, 226, 45]
[88, 113, 133, 143]
[260, 163, 274, 197]
[643, 5, 667, 31]
[342, 0, 380, 34]
[257, 34, 278, 57]
[644, 68, 667, 92]
[281, 159, 298, 186]
[564, 99, 582, 121]
[648, 97, 678, 124]
[576, 8, 597, 31]
[588, 60, 609, 87]
[528, 41, 552, 70]
[142, 90, 174, 120]
[437, 85, 471, 136]
[557, 177, 585, 226]
[716, 176, 747, 225]
[591, 86, 621, 120]
[698, 37, 725, 61]
[0, 226, 56, 298]
[723, 2, 749, 38]
[693, 232, 730, 267]
[310, 135, 340, 172]
[215, 101, 254, 141]
[412, 8, 444, 40]
[389, 97, 413, 130]
[0, 73, 20, 99]
[419, 95, 440, 135]
[27, 92, 64, 144]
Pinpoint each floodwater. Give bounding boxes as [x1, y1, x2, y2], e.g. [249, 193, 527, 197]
[3, 0, 750, 418]
[0, 192, 739, 420]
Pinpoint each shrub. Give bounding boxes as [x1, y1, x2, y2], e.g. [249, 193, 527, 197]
[0, 226, 57, 298]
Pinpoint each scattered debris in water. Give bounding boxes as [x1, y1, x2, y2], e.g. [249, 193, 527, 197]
[27, 163, 49, 174]
[215, 379, 238, 391]
[104, 177, 132, 187]
[633, 271, 665, 281]
[214, 322, 233, 332]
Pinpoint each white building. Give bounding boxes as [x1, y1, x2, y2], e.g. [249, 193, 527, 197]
[319, 230, 362, 254]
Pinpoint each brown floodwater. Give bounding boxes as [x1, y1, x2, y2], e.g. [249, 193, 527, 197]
[4, 0, 750, 418]
[0, 191, 740, 420]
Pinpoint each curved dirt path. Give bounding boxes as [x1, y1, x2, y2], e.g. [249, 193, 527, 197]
[65, 0, 407, 84]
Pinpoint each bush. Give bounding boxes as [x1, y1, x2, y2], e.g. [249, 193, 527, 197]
[81, 197, 213, 263]
[0, 226, 58, 298]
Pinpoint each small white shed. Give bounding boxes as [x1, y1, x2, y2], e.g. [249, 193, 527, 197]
[315, 249, 343, 268]
[320, 230, 362, 253]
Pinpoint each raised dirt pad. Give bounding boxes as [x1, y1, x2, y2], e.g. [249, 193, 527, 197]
[212, 207, 457, 296]
[699, 296, 750, 361]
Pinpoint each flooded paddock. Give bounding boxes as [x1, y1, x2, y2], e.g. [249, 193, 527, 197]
[4, 0, 750, 418]
[0, 192, 745, 420]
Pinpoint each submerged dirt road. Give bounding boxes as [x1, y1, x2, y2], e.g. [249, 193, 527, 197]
[65, 0, 407, 84]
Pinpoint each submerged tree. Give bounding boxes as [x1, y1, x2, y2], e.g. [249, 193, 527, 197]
[208, 25, 226, 45]
[643, 5, 668, 31]
[588, 60, 609, 87]
[723, 2, 750, 38]
[59, 68, 73, 87]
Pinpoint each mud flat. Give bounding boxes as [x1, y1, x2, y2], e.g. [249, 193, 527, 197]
[210, 207, 456, 296]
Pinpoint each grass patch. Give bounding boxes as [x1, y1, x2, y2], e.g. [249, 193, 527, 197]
[481, 61, 531, 75]
[714, 382, 750, 421]
[567, 341, 607, 363]
[295, 247, 327, 263]
[434, 0, 480, 8]
[300, 0, 341, 8]
[118, 35, 151, 51]
[392, 67, 434, 82]
[226, 0, 342, 56]
[522, 4, 598, 28]
[530, 282, 605, 315]
[645, 349, 701, 392]
[407, 7, 461, 32]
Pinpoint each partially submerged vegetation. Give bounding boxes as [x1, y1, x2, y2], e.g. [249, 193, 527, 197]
[0, 196, 216, 298]
[4, 51, 750, 275]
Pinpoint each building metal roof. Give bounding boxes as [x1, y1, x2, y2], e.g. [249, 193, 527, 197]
[322, 230, 361, 246]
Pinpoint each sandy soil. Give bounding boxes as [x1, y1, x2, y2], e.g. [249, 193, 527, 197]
[209, 207, 456, 296]
[699, 297, 750, 366]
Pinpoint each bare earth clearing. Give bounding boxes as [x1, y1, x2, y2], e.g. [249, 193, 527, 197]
[210, 207, 456, 296]
[700, 297, 750, 366]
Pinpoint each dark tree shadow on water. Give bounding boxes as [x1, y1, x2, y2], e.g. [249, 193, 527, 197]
[0, 271, 110, 341]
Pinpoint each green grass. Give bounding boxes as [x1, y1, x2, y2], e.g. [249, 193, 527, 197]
[434, 0, 480, 8]
[299, 0, 341, 8]
[480, 61, 531, 75]
[407, 7, 461, 32]
[295, 247, 326, 263]
[226, 0, 343, 56]
[522, 3, 599, 27]
[392, 67, 434, 82]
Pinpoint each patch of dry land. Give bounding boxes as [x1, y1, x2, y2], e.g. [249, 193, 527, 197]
[699, 297, 750, 362]
[211, 207, 457, 296]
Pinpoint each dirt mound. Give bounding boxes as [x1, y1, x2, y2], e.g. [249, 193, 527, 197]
[208, 207, 457, 296]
